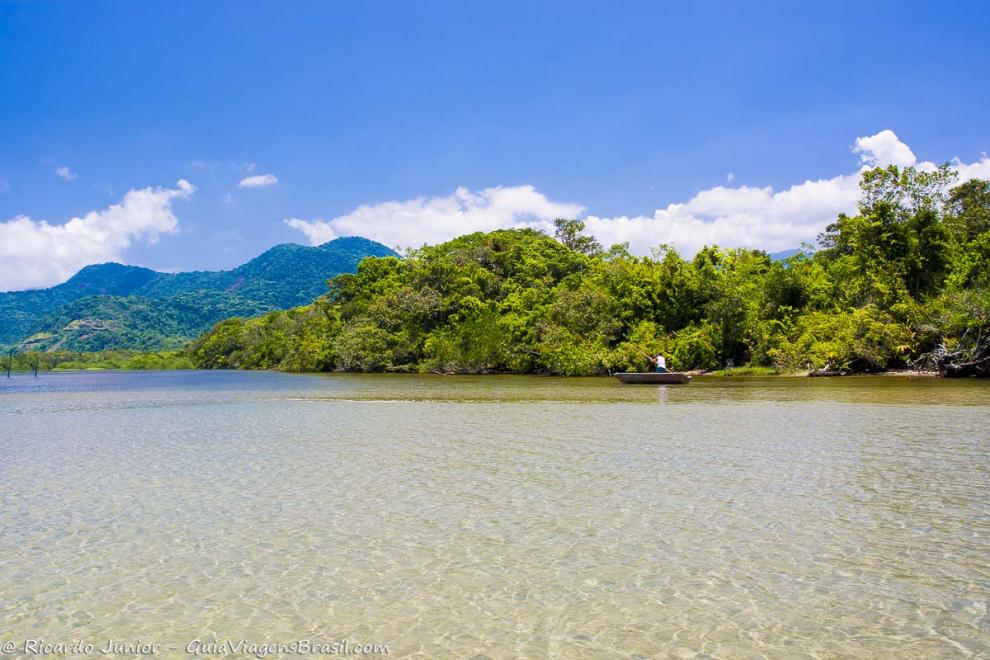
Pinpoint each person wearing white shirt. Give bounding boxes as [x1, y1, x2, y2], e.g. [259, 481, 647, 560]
[653, 354, 668, 373]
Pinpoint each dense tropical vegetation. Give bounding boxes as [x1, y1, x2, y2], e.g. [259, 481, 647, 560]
[0, 237, 396, 351]
[189, 167, 990, 377]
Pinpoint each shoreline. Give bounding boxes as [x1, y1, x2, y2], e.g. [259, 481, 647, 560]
[686, 368, 941, 378]
[3, 367, 950, 378]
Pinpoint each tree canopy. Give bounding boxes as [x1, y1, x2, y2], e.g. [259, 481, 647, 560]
[191, 167, 990, 376]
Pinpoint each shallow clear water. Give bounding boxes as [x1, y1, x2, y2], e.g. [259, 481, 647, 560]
[1, 371, 988, 658]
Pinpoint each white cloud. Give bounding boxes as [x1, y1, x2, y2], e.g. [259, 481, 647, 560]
[952, 153, 990, 182]
[54, 165, 78, 181]
[726, 172, 735, 183]
[0, 180, 194, 291]
[852, 129, 917, 168]
[284, 185, 584, 248]
[582, 174, 862, 255]
[285, 130, 989, 257]
[285, 217, 336, 245]
[238, 173, 278, 188]
[578, 129, 987, 255]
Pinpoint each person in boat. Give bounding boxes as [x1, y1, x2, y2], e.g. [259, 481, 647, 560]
[651, 354, 669, 373]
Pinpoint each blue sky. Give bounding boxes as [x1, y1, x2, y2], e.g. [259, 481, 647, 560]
[1, 1, 989, 290]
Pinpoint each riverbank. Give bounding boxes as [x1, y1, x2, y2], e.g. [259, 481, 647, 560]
[687, 367, 942, 378]
[3, 364, 952, 378]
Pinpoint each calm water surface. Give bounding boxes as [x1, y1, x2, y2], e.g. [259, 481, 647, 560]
[1, 371, 988, 658]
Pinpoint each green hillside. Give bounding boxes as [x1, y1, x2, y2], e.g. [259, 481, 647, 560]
[0, 263, 162, 345]
[2, 236, 397, 351]
[19, 292, 274, 352]
[191, 167, 990, 377]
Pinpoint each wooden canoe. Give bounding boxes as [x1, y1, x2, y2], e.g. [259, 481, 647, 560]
[614, 372, 691, 384]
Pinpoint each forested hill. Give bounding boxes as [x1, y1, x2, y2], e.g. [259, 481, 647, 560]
[1, 236, 397, 351]
[192, 166, 990, 376]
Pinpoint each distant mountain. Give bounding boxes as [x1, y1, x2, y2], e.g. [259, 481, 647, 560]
[768, 248, 802, 261]
[1, 237, 397, 351]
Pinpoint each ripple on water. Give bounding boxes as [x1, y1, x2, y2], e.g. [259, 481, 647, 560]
[0, 371, 988, 657]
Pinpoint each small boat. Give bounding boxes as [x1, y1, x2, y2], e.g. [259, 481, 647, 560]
[613, 372, 691, 384]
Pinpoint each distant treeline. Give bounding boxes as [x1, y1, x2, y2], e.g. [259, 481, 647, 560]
[187, 166, 990, 376]
[4, 350, 193, 372]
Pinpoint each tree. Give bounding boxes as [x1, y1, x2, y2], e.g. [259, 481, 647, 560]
[947, 178, 990, 241]
[859, 164, 956, 218]
[553, 218, 602, 256]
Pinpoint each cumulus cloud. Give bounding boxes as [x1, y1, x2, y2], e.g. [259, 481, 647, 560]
[285, 217, 336, 245]
[54, 165, 78, 181]
[285, 185, 584, 248]
[582, 174, 862, 256]
[952, 153, 990, 182]
[285, 130, 990, 257]
[579, 130, 988, 255]
[238, 173, 278, 188]
[0, 180, 194, 291]
[853, 129, 917, 168]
